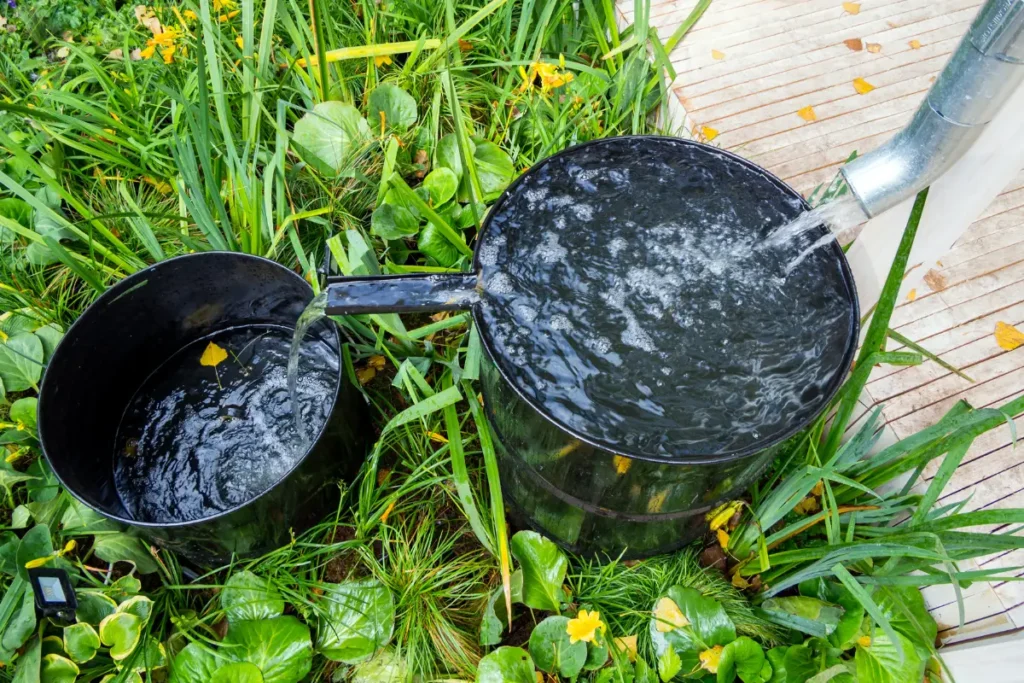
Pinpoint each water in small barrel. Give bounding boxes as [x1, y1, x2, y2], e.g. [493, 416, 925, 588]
[478, 138, 856, 459]
[113, 325, 338, 523]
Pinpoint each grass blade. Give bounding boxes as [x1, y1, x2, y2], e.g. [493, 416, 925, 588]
[888, 328, 974, 382]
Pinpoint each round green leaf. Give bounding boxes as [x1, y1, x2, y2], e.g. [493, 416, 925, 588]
[292, 102, 371, 174]
[2, 583, 36, 655]
[125, 636, 167, 672]
[92, 532, 160, 574]
[350, 649, 407, 683]
[14, 636, 42, 683]
[649, 585, 736, 670]
[509, 530, 568, 613]
[477, 646, 537, 683]
[100, 673, 143, 683]
[472, 142, 515, 200]
[367, 83, 417, 131]
[854, 630, 923, 683]
[9, 398, 37, 433]
[0, 333, 43, 393]
[584, 639, 609, 670]
[316, 579, 394, 664]
[63, 622, 100, 664]
[417, 223, 461, 268]
[41, 635, 65, 657]
[118, 595, 155, 624]
[62, 500, 119, 534]
[40, 654, 79, 683]
[171, 642, 227, 683]
[370, 204, 419, 240]
[221, 571, 285, 622]
[527, 616, 586, 678]
[717, 637, 768, 683]
[781, 644, 817, 683]
[15, 524, 52, 580]
[434, 133, 472, 180]
[766, 647, 788, 683]
[34, 324, 63, 363]
[223, 616, 313, 683]
[872, 586, 937, 649]
[211, 662, 265, 683]
[98, 611, 142, 661]
[422, 168, 458, 207]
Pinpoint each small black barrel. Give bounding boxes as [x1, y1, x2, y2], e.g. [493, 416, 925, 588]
[38, 252, 369, 566]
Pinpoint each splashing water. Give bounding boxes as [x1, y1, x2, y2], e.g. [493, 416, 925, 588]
[758, 195, 868, 272]
[289, 291, 329, 443]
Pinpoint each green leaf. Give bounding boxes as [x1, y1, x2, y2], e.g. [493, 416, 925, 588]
[0, 471, 37, 498]
[211, 663, 265, 683]
[650, 586, 736, 670]
[422, 168, 459, 207]
[584, 639, 609, 670]
[12, 635, 41, 683]
[510, 530, 568, 612]
[418, 222, 461, 267]
[472, 142, 515, 200]
[855, 630, 924, 683]
[117, 596, 154, 624]
[435, 133, 472, 180]
[316, 579, 394, 664]
[171, 643, 227, 683]
[109, 576, 142, 602]
[10, 505, 31, 528]
[222, 571, 285, 622]
[33, 324, 63, 363]
[92, 532, 159, 574]
[872, 586, 937, 650]
[62, 623, 100, 664]
[0, 333, 43, 392]
[25, 460, 57, 503]
[123, 635, 167, 672]
[766, 647, 788, 683]
[527, 616, 587, 678]
[798, 580, 864, 650]
[40, 637, 63, 657]
[0, 197, 33, 233]
[0, 531, 17, 575]
[476, 646, 537, 683]
[9, 398, 37, 433]
[223, 616, 312, 683]
[350, 649, 407, 683]
[98, 612, 142, 661]
[759, 597, 844, 638]
[74, 591, 117, 626]
[61, 499, 119, 534]
[291, 102, 371, 174]
[658, 645, 682, 682]
[480, 570, 523, 646]
[40, 654, 78, 683]
[367, 84, 418, 131]
[718, 637, 769, 683]
[16, 524, 53, 580]
[782, 645, 817, 683]
[370, 204, 419, 240]
[2, 585, 37, 656]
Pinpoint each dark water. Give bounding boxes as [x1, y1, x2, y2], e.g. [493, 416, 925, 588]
[477, 138, 856, 460]
[113, 325, 338, 523]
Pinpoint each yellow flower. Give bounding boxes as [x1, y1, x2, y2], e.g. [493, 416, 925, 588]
[716, 528, 730, 549]
[858, 635, 872, 648]
[565, 609, 605, 644]
[653, 597, 689, 633]
[518, 57, 574, 94]
[236, 36, 244, 49]
[60, 540, 77, 555]
[161, 45, 176, 64]
[213, 0, 237, 10]
[374, 54, 393, 67]
[183, 9, 198, 21]
[140, 28, 181, 63]
[699, 646, 723, 674]
[219, 10, 240, 22]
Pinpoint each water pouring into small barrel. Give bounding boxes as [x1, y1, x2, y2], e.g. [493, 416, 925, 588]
[318, 136, 859, 558]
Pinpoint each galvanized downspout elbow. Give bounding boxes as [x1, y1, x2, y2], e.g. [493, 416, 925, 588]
[840, 0, 1024, 218]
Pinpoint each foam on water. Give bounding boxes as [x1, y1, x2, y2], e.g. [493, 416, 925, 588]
[113, 325, 338, 523]
[477, 137, 855, 459]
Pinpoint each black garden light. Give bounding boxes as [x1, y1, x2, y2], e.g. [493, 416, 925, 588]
[27, 567, 77, 622]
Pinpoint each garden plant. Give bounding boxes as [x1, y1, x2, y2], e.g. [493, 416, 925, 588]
[0, 1, 1023, 682]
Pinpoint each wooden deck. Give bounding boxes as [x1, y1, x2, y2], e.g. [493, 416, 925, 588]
[618, 0, 1024, 644]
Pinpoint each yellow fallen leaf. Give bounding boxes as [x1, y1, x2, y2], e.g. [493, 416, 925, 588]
[797, 105, 817, 122]
[812, 480, 824, 496]
[702, 126, 719, 141]
[906, 288, 917, 302]
[866, 42, 882, 53]
[842, 2, 860, 14]
[613, 455, 632, 475]
[716, 528, 730, 549]
[355, 366, 376, 385]
[995, 321, 1024, 351]
[535, 674, 543, 683]
[380, 500, 396, 523]
[614, 635, 639, 662]
[853, 77, 875, 94]
[654, 597, 690, 632]
[844, 38, 863, 51]
[731, 572, 749, 589]
[142, 176, 172, 194]
[200, 342, 228, 367]
[794, 495, 821, 515]
[426, 431, 448, 444]
[711, 49, 726, 60]
[707, 500, 742, 531]
[909, 39, 922, 49]
[374, 54, 392, 67]
[699, 646, 724, 674]
[368, 355, 386, 370]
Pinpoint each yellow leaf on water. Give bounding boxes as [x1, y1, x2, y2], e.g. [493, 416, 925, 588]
[842, 2, 860, 14]
[797, 105, 817, 122]
[199, 342, 228, 367]
[701, 126, 719, 141]
[995, 321, 1024, 351]
[716, 528, 730, 549]
[614, 635, 639, 662]
[711, 49, 726, 60]
[853, 77, 875, 94]
[906, 288, 917, 302]
[909, 39, 922, 49]
[866, 42, 882, 53]
[613, 455, 632, 475]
